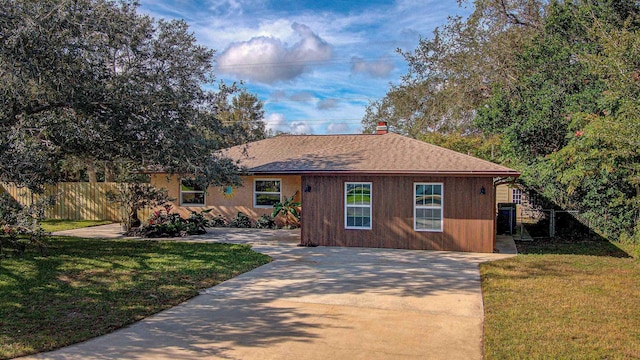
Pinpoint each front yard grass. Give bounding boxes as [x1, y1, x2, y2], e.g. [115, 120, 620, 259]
[0, 237, 271, 359]
[40, 219, 113, 232]
[482, 239, 640, 359]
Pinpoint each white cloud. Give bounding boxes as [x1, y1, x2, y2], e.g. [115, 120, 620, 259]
[264, 113, 287, 133]
[206, 0, 245, 16]
[264, 113, 312, 134]
[217, 22, 332, 84]
[326, 122, 349, 134]
[350, 56, 395, 78]
[290, 121, 312, 134]
[139, 0, 468, 135]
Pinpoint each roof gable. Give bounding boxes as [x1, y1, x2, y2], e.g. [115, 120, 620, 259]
[221, 133, 520, 177]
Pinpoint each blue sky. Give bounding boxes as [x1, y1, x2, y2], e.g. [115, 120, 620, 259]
[138, 0, 471, 134]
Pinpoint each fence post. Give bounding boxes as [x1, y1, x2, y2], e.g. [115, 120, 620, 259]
[549, 209, 556, 238]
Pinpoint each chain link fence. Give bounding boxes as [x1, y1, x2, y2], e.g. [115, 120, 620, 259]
[496, 186, 597, 240]
[517, 208, 593, 239]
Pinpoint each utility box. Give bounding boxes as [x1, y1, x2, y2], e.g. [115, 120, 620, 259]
[497, 203, 517, 235]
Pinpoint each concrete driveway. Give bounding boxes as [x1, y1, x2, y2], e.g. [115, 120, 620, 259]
[25, 226, 515, 360]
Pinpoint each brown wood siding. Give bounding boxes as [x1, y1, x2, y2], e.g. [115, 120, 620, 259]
[301, 175, 496, 253]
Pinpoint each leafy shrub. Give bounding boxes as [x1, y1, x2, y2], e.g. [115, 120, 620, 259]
[229, 212, 252, 228]
[272, 192, 301, 229]
[255, 214, 275, 229]
[0, 193, 50, 257]
[209, 214, 228, 227]
[132, 205, 207, 237]
[620, 224, 640, 260]
[0, 193, 23, 225]
[186, 209, 212, 233]
[106, 183, 173, 231]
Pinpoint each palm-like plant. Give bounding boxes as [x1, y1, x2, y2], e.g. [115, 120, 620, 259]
[272, 191, 301, 229]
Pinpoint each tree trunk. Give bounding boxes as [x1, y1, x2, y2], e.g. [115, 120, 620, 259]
[104, 161, 115, 182]
[86, 159, 97, 183]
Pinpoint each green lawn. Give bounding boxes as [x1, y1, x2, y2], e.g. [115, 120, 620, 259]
[40, 219, 113, 232]
[0, 237, 271, 359]
[482, 239, 640, 359]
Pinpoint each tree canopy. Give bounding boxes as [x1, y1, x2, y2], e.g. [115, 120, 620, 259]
[215, 89, 267, 146]
[0, 0, 249, 190]
[362, 0, 545, 136]
[365, 0, 640, 242]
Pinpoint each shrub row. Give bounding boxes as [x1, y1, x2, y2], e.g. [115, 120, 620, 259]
[130, 205, 208, 238]
[133, 208, 297, 238]
[211, 212, 297, 230]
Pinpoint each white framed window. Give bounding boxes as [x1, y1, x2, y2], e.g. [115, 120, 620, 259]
[512, 188, 522, 205]
[254, 179, 281, 208]
[180, 178, 206, 206]
[414, 183, 443, 232]
[345, 182, 372, 229]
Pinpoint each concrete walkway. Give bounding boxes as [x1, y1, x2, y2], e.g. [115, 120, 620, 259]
[25, 225, 516, 360]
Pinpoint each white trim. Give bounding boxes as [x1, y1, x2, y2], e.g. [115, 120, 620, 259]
[344, 182, 372, 230]
[512, 188, 523, 205]
[180, 178, 206, 207]
[413, 182, 443, 232]
[253, 178, 282, 208]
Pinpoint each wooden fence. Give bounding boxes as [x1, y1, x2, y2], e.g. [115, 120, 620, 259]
[1, 182, 151, 221]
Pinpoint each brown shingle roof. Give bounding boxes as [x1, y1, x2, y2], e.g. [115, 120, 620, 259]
[221, 133, 520, 177]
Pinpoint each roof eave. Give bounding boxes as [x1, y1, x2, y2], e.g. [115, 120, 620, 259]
[245, 169, 521, 177]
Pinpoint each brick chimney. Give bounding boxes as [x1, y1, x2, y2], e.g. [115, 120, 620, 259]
[376, 121, 388, 135]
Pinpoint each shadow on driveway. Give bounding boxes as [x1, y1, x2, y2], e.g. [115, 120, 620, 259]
[31, 225, 514, 360]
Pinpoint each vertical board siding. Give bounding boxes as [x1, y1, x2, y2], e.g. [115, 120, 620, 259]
[1, 182, 151, 221]
[301, 175, 496, 253]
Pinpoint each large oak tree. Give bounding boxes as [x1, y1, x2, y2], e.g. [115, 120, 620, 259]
[0, 0, 243, 190]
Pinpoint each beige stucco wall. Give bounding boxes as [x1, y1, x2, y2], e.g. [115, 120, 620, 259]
[496, 184, 534, 222]
[496, 184, 510, 204]
[150, 174, 301, 224]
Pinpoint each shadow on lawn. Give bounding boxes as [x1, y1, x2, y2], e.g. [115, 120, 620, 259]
[514, 191, 633, 258]
[5, 239, 493, 359]
[516, 214, 631, 258]
[515, 238, 631, 258]
[0, 237, 272, 359]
